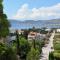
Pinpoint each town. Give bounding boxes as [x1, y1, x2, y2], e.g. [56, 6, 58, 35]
[0, 0, 60, 60]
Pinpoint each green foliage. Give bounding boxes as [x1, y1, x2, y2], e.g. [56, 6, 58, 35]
[0, 0, 3, 3]
[0, 43, 17, 60]
[19, 37, 30, 59]
[28, 28, 42, 33]
[54, 43, 60, 50]
[1, 48, 17, 60]
[10, 37, 31, 60]
[0, 0, 10, 38]
[35, 40, 44, 54]
[49, 33, 60, 60]
[40, 30, 48, 34]
[49, 50, 60, 60]
[0, 0, 3, 10]
[0, 14, 10, 37]
[26, 40, 44, 60]
[0, 43, 6, 54]
[26, 48, 40, 60]
[49, 52, 54, 60]
[0, 0, 3, 14]
[22, 30, 29, 39]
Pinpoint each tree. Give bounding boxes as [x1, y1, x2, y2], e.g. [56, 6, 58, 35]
[0, 0, 10, 38]
[0, 43, 17, 60]
[18, 37, 30, 60]
[22, 30, 29, 39]
[0, 0, 3, 14]
[26, 48, 40, 60]
[16, 30, 20, 55]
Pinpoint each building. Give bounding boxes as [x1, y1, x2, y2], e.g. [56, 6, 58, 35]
[18, 30, 24, 35]
[45, 28, 51, 31]
[28, 31, 37, 40]
[37, 34, 46, 40]
[56, 29, 60, 32]
[28, 31, 46, 41]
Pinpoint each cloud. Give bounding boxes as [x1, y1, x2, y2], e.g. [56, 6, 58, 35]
[13, 3, 60, 20]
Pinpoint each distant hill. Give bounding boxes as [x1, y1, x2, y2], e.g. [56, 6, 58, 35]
[9, 19, 60, 29]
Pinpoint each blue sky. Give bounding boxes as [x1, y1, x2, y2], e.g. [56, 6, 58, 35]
[3, 0, 60, 20]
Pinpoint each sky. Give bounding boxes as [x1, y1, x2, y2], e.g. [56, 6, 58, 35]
[3, 0, 60, 20]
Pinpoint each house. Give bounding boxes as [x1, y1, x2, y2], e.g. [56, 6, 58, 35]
[45, 28, 51, 31]
[28, 31, 46, 40]
[56, 29, 60, 32]
[18, 30, 24, 35]
[35, 33, 46, 40]
[28, 31, 37, 40]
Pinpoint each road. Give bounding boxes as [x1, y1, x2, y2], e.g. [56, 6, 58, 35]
[40, 31, 55, 60]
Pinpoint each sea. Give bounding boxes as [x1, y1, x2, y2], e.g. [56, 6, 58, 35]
[9, 19, 60, 29]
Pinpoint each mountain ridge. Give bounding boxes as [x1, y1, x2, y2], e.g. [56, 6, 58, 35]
[9, 19, 60, 29]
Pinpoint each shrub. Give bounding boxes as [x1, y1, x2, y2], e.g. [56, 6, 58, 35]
[0, 43, 17, 60]
[26, 48, 40, 60]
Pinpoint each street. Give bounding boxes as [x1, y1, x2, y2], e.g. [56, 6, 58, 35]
[40, 31, 55, 60]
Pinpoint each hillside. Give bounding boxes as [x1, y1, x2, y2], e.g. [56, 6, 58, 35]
[9, 19, 60, 29]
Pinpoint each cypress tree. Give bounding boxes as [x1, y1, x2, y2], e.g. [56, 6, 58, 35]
[0, 0, 10, 39]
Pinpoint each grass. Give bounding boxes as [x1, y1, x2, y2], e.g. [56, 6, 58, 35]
[53, 32, 60, 59]
[49, 32, 60, 60]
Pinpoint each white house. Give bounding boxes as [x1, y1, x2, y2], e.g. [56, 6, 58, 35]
[45, 28, 51, 31]
[56, 29, 60, 32]
[28, 31, 46, 41]
[28, 32, 37, 40]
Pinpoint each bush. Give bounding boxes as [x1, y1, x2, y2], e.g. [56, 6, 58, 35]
[53, 50, 60, 60]
[49, 52, 54, 60]
[0, 43, 17, 60]
[26, 48, 40, 60]
[19, 38, 30, 60]
[54, 44, 60, 50]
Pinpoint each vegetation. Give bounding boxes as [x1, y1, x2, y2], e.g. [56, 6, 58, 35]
[0, 0, 17, 60]
[18, 37, 30, 60]
[49, 32, 60, 60]
[0, 0, 10, 38]
[13, 36, 44, 60]
[0, 0, 47, 60]
[0, 43, 17, 60]
[26, 48, 40, 60]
